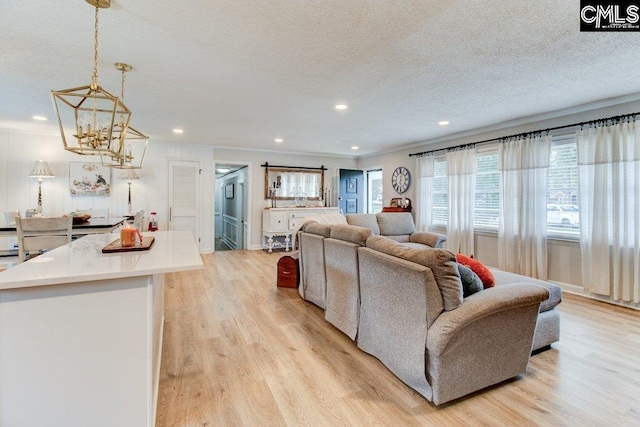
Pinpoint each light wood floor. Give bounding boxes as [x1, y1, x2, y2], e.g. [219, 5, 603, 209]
[156, 249, 640, 426]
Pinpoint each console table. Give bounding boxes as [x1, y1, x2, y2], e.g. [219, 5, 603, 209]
[262, 207, 340, 252]
[382, 206, 412, 213]
[382, 197, 412, 213]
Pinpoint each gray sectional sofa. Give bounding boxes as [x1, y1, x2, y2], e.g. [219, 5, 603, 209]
[296, 213, 562, 405]
[346, 212, 561, 351]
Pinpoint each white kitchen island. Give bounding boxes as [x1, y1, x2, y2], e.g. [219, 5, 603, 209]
[0, 231, 203, 427]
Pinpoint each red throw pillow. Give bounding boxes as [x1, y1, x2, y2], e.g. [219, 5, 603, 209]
[456, 254, 495, 288]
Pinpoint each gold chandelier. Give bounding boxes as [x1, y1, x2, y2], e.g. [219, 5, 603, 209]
[51, 0, 131, 161]
[102, 63, 148, 169]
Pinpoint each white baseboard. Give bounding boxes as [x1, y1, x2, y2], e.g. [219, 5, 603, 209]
[551, 280, 640, 311]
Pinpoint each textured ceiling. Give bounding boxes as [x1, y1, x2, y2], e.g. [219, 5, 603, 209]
[2, 1, 640, 157]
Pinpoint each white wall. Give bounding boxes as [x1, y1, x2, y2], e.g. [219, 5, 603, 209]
[0, 132, 357, 253]
[0, 128, 215, 253]
[357, 99, 640, 309]
[213, 148, 357, 250]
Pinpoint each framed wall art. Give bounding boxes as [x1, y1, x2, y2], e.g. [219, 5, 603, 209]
[225, 183, 234, 199]
[69, 162, 111, 196]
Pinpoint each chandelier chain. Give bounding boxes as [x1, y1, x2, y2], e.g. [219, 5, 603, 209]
[119, 65, 127, 125]
[120, 68, 126, 102]
[92, 1, 99, 84]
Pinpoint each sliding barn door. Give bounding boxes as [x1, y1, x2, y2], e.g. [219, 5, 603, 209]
[168, 160, 200, 243]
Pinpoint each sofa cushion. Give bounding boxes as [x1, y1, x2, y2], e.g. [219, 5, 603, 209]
[376, 212, 416, 236]
[346, 214, 380, 235]
[457, 264, 484, 297]
[329, 224, 373, 246]
[456, 254, 495, 288]
[384, 235, 410, 243]
[366, 236, 463, 311]
[399, 242, 432, 250]
[489, 268, 562, 312]
[302, 223, 332, 237]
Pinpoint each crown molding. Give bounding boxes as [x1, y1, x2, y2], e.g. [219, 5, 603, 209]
[211, 144, 356, 160]
[360, 92, 640, 159]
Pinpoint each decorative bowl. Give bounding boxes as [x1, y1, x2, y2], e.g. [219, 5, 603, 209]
[72, 214, 91, 224]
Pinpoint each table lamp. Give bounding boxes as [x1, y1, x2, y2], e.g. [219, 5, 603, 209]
[29, 160, 54, 213]
[119, 170, 139, 215]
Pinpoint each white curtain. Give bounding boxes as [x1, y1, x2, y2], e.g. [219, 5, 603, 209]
[498, 135, 551, 279]
[577, 120, 640, 303]
[446, 148, 476, 254]
[415, 155, 434, 231]
[280, 172, 321, 197]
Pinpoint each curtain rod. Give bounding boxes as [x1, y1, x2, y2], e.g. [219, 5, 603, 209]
[408, 111, 640, 158]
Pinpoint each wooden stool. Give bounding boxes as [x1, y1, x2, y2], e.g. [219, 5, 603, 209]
[277, 253, 299, 288]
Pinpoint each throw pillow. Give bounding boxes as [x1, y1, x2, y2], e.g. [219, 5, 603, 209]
[455, 254, 495, 288]
[457, 264, 484, 297]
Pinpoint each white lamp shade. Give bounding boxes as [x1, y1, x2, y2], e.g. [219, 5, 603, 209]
[119, 170, 140, 181]
[29, 160, 54, 178]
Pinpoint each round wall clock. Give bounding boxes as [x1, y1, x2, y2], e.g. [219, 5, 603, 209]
[391, 166, 411, 194]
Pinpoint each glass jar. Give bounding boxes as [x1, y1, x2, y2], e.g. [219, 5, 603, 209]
[294, 188, 308, 207]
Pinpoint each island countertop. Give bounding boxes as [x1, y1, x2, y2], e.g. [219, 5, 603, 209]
[0, 230, 203, 290]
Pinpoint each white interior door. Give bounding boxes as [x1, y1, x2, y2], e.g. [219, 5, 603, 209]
[169, 160, 200, 243]
[214, 179, 222, 238]
[237, 182, 245, 250]
[242, 180, 249, 249]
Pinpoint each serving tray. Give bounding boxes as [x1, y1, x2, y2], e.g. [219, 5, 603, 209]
[102, 236, 155, 253]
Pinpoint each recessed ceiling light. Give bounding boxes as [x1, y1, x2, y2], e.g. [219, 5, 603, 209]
[438, 120, 450, 126]
[216, 168, 230, 174]
[351, 146, 359, 150]
[173, 128, 184, 134]
[274, 138, 283, 143]
[335, 104, 348, 110]
[32, 115, 48, 121]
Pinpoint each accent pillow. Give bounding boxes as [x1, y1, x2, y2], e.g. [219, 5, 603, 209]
[455, 254, 495, 288]
[457, 264, 484, 297]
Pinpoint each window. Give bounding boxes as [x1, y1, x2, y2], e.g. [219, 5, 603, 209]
[432, 157, 448, 226]
[425, 135, 581, 239]
[547, 135, 580, 238]
[474, 148, 500, 229]
[366, 169, 383, 213]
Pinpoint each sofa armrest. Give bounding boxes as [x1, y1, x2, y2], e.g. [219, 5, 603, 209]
[427, 283, 549, 356]
[409, 231, 448, 248]
[426, 283, 549, 404]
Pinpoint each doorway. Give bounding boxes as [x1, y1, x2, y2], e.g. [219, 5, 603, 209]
[339, 169, 364, 214]
[214, 162, 251, 251]
[365, 169, 383, 213]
